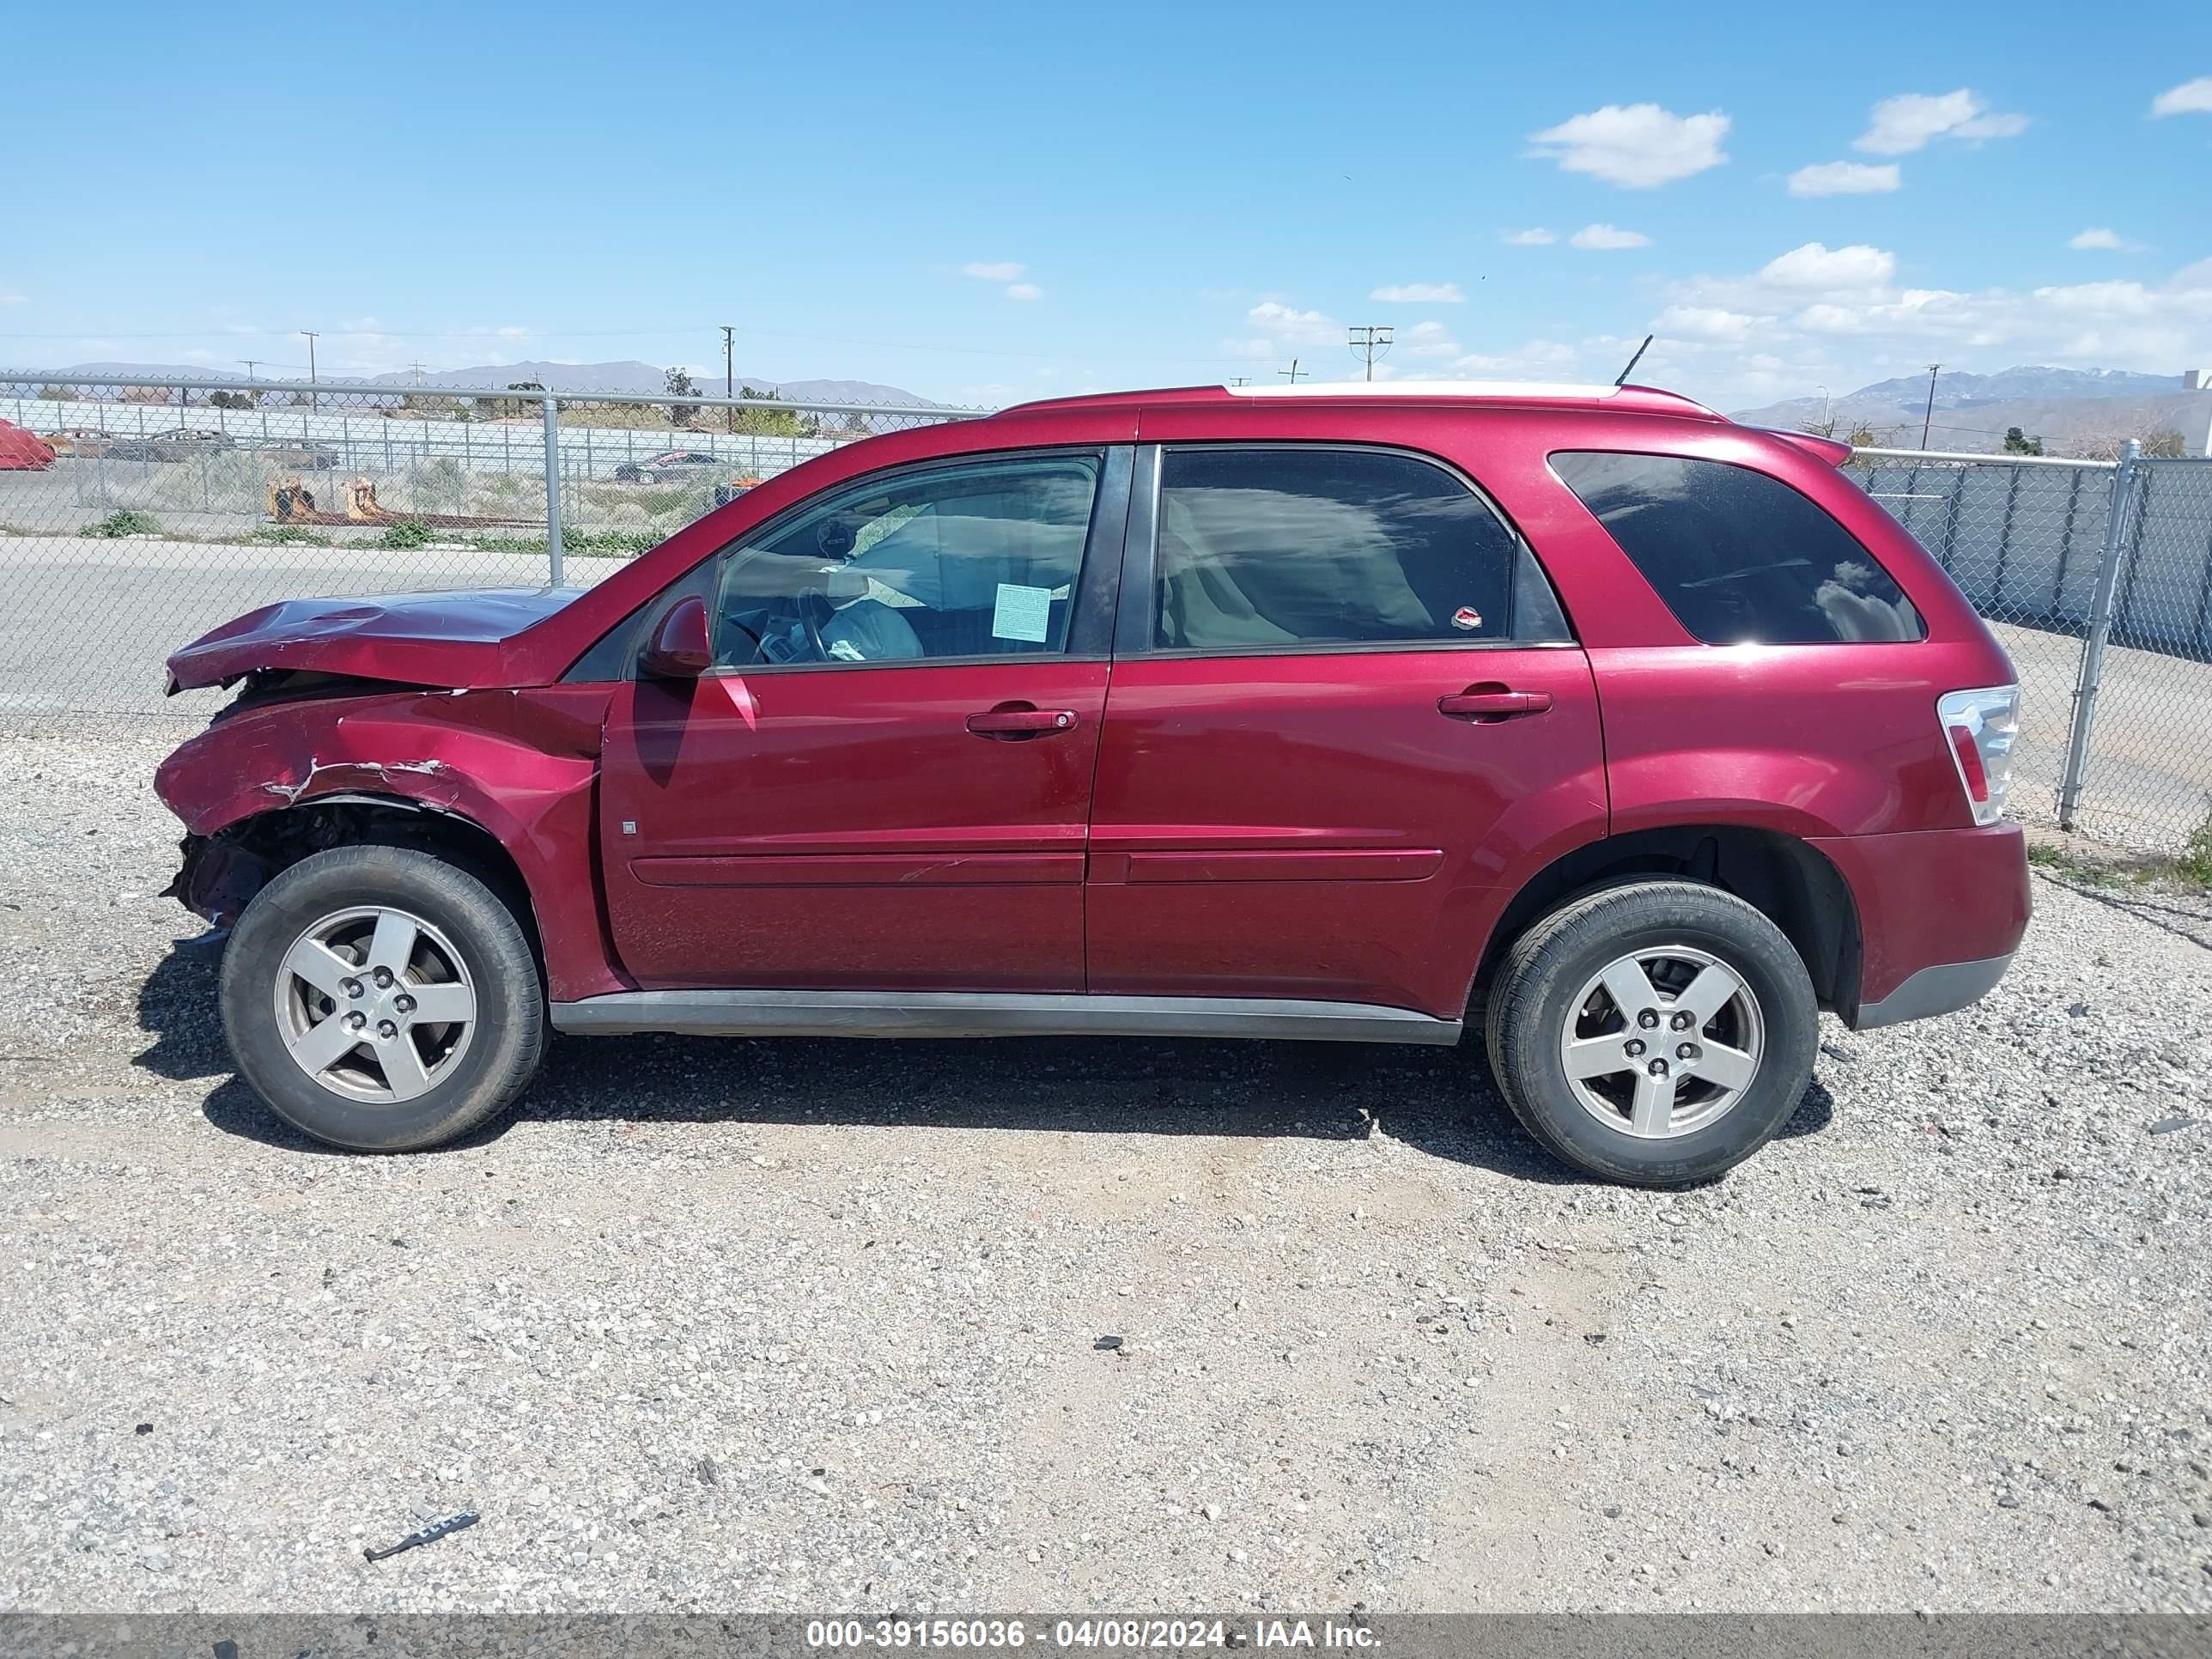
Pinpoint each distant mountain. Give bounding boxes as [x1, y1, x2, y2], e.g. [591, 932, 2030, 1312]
[1841, 366, 2179, 408]
[24, 361, 252, 383]
[1731, 366, 2209, 457]
[362, 359, 936, 407]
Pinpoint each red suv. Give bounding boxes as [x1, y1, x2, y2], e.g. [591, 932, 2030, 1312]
[154, 381, 2029, 1186]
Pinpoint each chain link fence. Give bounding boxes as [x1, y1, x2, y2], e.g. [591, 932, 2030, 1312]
[1846, 444, 2212, 852]
[0, 373, 975, 722]
[1, 376, 2209, 853]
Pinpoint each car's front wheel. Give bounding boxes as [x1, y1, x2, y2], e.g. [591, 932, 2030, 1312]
[219, 845, 545, 1151]
[1483, 880, 1819, 1187]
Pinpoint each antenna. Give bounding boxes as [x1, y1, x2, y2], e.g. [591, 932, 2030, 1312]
[1613, 334, 1653, 386]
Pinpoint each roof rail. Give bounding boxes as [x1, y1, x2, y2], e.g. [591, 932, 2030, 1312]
[997, 380, 1720, 420]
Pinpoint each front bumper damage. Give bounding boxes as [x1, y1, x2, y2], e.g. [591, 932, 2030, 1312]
[161, 833, 276, 930]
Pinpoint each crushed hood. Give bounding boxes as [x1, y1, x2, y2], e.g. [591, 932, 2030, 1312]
[165, 586, 582, 693]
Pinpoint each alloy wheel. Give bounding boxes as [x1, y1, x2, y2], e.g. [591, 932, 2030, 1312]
[271, 905, 477, 1103]
[1559, 945, 1765, 1139]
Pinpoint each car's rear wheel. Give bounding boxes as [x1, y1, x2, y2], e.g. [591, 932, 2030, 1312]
[220, 845, 545, 1151]
[1483, 880, 1818, 1187]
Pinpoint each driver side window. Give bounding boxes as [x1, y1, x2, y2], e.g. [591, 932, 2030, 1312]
[713, 452, 1103, 667]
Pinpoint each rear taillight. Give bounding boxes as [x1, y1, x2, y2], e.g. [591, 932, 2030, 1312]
[1937, 685, 2017, 826]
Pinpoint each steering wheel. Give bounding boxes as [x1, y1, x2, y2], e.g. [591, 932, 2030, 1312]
[793, 586, 836, 662]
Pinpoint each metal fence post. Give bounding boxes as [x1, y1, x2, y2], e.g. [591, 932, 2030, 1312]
[2057, 440, 2142, 830]
[542, 393, 564, 586]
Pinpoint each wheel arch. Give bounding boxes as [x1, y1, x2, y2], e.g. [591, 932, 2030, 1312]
[180, 793, 544, 965]
[1471, 824, 1863, 1021]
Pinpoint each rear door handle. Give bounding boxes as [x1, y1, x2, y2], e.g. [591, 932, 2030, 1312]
[966, 705, 1079, 739]
[1437, 688, 1553, 720]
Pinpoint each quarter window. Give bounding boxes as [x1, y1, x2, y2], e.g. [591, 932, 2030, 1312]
[1552, 451, 1924, 644]
[1152, 447, 1547, 651]
[713, 452, 1103, 665]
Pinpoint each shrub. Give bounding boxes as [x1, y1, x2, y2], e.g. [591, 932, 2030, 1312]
[379, 517, 434, 550]
[249, 525, 330, 546]
[406, 456, 466, 514]
[80, 508, 162, 538]
[2183, 806, 2212, 890]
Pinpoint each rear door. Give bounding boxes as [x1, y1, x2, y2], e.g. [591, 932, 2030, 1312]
[1086, 442, 1605, 1018]
[598, 446, 1128, 992]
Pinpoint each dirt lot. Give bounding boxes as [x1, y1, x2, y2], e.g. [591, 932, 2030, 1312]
[1, 716, 2209, 1615]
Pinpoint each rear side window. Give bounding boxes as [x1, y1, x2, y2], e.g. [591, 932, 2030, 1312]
[1153, 447, 1565, 651]
[1552, 452, 1924, 644]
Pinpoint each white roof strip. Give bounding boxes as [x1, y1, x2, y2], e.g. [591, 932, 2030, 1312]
[1225, 379, 1623, 400]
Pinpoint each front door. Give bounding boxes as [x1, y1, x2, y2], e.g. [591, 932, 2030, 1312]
[1085, 443, 1606, 1018]
[599, 447, 1125, 992]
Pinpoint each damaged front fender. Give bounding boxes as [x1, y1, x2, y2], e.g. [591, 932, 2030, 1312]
[154, 684, 624, 1000]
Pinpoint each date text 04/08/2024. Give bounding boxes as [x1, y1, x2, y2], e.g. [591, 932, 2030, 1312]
[804, 1618, 1380, 1649]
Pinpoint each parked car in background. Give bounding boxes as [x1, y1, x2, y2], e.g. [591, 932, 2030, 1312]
[106, 428, 239, 463]
[259, 439, 343, 471]
[0, 419, 57, 470]
[614, 449, 726, 484]
[41, 425, 112, 457]
[153, 380, 2028, 1187]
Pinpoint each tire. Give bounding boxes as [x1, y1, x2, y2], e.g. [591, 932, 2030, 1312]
[1483, 880, 1818, 1188]
[219, 845, 545, 1152]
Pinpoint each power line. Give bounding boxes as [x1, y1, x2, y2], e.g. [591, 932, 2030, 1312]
[1347, 325, 1393, 382]
[720, 324, 735, 433]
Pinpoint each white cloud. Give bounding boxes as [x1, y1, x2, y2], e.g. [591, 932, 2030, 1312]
[1401, 319, 1461, 359]
[2069, 228, 2142, 252]
[962, 261, 1026, 281]
[1653, 250, 2212, 401]
[1246, 300, 1340, 345]
[2150, 77, 2212, 117]
[1655, 304, 1757, 343]
[1370, 282, 1465, 303]
[1757, 241, 1897, 291]
[1526, 103, 1729, 187]
[1570, 223, 1650, 250]
[1787, 161, 1900, 197]
[1449, 339, 1583, 377]
[1221, 337, 1276, 360]
[1855, 89, 2027, 154]
[0, 289, 23, 304]
[1501, 228, 1557, 246]
[1004, 283, 1042, 301]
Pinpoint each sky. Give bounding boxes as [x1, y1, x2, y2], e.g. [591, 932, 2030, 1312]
[3, 0, 2209, 410]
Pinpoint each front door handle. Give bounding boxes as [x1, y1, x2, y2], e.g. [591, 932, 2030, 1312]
[1438, 687, 1553, 721]
[966, 704, 1079, 739]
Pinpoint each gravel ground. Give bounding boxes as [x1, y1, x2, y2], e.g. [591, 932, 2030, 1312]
[2, 715, 2209, 1616]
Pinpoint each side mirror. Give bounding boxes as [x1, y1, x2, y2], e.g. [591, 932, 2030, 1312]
[640, 595, 712, 679]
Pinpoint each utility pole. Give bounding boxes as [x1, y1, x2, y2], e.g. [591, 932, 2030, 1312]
[1347, 325, 1394, 382]
[240, 359, 260, 382]
[1920, 363, 1941, 450]
[1278, 359, 1307, 385]
[720, 325, 735, 434]
[409, 360, 426, 387]
[1228, 376, 1250, 386]
[301, 331, 319, 410]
